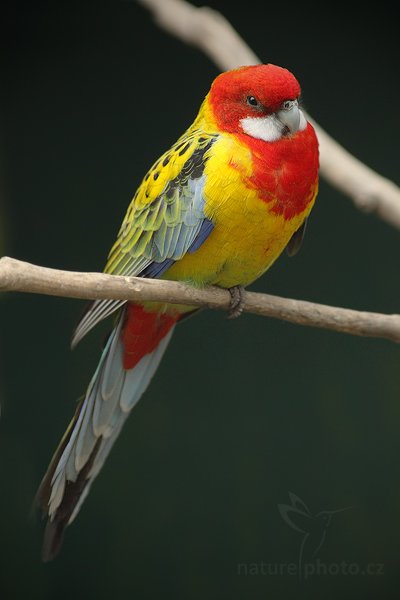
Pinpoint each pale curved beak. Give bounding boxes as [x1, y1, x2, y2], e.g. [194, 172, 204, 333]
[277, 100, 306, 135]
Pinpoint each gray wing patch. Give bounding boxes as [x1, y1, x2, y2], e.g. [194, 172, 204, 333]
[286, 218, 308, 257]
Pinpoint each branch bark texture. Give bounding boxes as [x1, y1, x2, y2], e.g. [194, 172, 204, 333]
[1, 256, 400, 344]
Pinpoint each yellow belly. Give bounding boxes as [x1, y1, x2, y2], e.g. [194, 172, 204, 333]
[165, 134, 315, 289]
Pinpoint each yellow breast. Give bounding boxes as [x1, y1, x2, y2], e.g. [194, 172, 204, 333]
[165, 134, 316, 289]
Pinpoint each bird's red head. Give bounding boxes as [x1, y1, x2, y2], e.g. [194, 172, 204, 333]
[208, 64, 305, 141]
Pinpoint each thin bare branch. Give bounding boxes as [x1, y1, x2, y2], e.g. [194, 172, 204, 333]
[1, 256, 400, 343]
[137, 0, 400, 229]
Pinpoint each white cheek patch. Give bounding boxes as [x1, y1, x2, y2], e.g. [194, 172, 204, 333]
[240, 109, 308, 142]
[240, 115, 283, 142]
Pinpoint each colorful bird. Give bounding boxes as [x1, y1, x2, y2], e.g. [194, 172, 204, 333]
[36, 64, 319, 560]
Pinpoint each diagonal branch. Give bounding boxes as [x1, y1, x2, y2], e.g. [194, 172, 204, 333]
[1, 256, 400, 344]
[137, 0, 400, 230]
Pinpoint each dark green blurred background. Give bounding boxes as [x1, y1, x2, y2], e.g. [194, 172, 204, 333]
[1, 1, 399, 598]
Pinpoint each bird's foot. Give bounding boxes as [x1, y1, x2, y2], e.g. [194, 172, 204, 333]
[227, 285, 245, 319]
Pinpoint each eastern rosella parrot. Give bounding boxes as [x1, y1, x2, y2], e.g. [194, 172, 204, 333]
[36, 64, 319, 560]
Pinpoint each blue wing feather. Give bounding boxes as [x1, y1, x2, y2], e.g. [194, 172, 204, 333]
[188, 219, 214, 253]
[139, 258, 175, 278]
[72, 133, 217, 348]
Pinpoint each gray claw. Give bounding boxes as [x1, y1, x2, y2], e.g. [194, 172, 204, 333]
[227, 285, 245, 319]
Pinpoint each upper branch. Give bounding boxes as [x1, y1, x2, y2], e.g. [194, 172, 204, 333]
[1, 256, 400, 344]
[137, 0, 400, 230]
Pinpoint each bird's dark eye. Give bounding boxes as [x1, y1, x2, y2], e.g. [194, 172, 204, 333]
[246, 95, 260, 107]
[281, 99, 297, 110]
